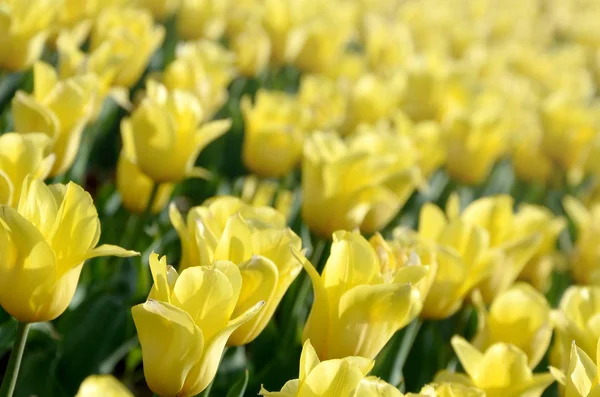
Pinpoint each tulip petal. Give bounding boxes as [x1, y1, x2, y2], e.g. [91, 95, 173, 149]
[229, 255, 279, 345]
[12, 92, 59, 138]
[355, 376, 404, 397]
[85, 244, 139, 260]
[300, 340, 321, 382]
[259, 380, 299, 397]
[451, 336, 484, 381]
[148, 253, 173, 303]
[297, 359, 372, 397]
[568, 341, 597, 397]
[213, 213, 253, 264]
[187, 166, 212, 180]
[0, 169, 13, 206]
[336, 283, 421, 359]
[33, 62, 58, 101]
[419, 203, 447, 241]
[195, 119, 231, 152]
[132, 300, 204, 397]
[563, 196, 589, 231]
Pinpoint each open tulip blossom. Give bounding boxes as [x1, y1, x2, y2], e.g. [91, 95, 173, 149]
[0, 0, 599, 396]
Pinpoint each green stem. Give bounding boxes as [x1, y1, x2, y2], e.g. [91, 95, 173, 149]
[0, 322, 31, 397]
[389, 319, 422, 386]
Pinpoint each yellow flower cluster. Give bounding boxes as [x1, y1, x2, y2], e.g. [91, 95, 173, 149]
[2, 0, 600, 396]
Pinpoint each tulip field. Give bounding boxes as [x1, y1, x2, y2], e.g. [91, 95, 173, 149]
[2, 0, 600, 396]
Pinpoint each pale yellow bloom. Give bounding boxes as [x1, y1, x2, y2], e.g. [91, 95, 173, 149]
[241, 90, 307, 178]
[177, 0, 228, 40]
[551, 286, 600, 374]
[411, 382, 485, 397]
[76, 375, 133, 397]
[132, 254, 263, 397]
[297, 75, 347, 133]
[0, 176, 138, 322]
[0, 133, 55, 207]
[169, 196, 302, 345]
[472, 283, 553, 368]
[90, 6, 165, 87]
[260, 339, 404, 397]
[437, 336, 554, 397]
[239, 175, 295, 221]
[302, 131, 420, 238]
[12, 62, 98, 177]
[135, 0, 180, 20]
[299, 230, 426, 360]
[0, 0, 58, 71]
[163, 40, 237, 120]
[261, 0, 311, 65]
[563, 196, 600, 284]
[230, 22, 271, 77]
[550, 340, 600, 397]
[120, 80, 230, 184]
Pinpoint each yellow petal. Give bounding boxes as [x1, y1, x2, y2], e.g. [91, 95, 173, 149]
[356, 377, 404, 397]
[451, 336, 484, 382]
[213, 213, 253, 264]
[297, 358, 373, 397]
[12, 92, 59, 138]
[85, 245, 139, 260]
[300, 339, 321, 382]
[148, 252, 175, 303]
[419, 203, 447, 241]
[132, 300, 204, 397]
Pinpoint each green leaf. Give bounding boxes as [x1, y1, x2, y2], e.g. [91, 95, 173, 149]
[0, 317, 17, 356]
[226, 370, 249, 397]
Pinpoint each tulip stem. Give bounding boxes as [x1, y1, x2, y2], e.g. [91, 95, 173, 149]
[0, 322, 30, 397]
[389, 319, 422, 387]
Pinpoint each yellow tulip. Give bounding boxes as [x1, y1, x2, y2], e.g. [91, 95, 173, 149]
[0, 0, 58, 71]
[177, 0, 228, 40]
[472, 283, 553, 368]
[12, 62, 98, 177]
[302, 131, 420, 238]
[116, 153, 174, 214]
[241, 90, 307, 178]
[259, 339, 404, 397]
[162, 40, 237, 120]
[169, 196, 302, 345]
[416, 203, 493, 319]
[511, 119, 553, 183]
[261, 0, 311, 66]
[563, 196, 600, 284]
[239, 175, 295, 222]
[298, 230, 426, 360]
[132, 253, 263, 396]
[135, 0, 180, 20]
[445, 106, 509, 186]
[297, 75, 347, 133]
[361, 13, 413, 76]
[230, 23, 271, 78]
[551, 340, 600, 397]
[0, 176, 138, 323]
[121, 80, 230, 184]
[437, 336, 554, 397]
[0, 133, 55, 207]
[551, 286, 600, 374]
[411, 382, 485, 397]
[455, 195, 543, 302]
[90, 6, 165, 88]
[514, 204, 565, 292]
[76, 375, 133, 397]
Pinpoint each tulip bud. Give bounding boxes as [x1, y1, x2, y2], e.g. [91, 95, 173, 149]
[121, 80, 230, 184]
[170, 196, 302, 345]
[76, 375, 133, 397]
[0, 0, 58, 71]
[0, 133, 55, 207]
[12, 62, 99, 177]
[0, 176, 138, 322]
[241, 91, 307, 178]
[300, 230, 426, 360]
[472, 283, 553, 368]
[132, 253, 263, 396]
[436, 336, 554, 397]
[259, 339, 403, 397]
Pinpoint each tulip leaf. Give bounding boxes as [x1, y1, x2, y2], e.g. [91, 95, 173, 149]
[226, 370, 249, 397]
[0, 317, 17, 355]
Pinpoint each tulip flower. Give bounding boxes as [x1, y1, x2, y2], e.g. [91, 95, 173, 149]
[563, 196, 600, 284]
[550, 340, 600, 397]
[259, 339, 404, 397]
[132, 253, 263, 397]
[302, 131, 420, 238]
[135, 0, 180, 20]
[177, 0, 229, 40]
[551, 286, 600, 374]
[472, 283, 553, 368]
[0, 176, 138, 323]
[230, 23, 272, 77]
[163, 40, 237, 120]
[452, 195, 543, 302]
[416, 203, 493, 319]
[297, 74, 347, 133]
[170, 196, 302, 345]
[436, 336, 554, 397]
[0, 0, 58, 71]
[90, 7, 165, 88]
[410, 382, 485, 397]
[299, 230, 427, 360]
[76, 375, 133, 397]
[239, 175, 295, 222]
[12, 62, 99, 177]
[0, 133, 55, 207]
[241, 90, 308, 178]
[261, 0, 310, 66]
[121, 80, 230, 184]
